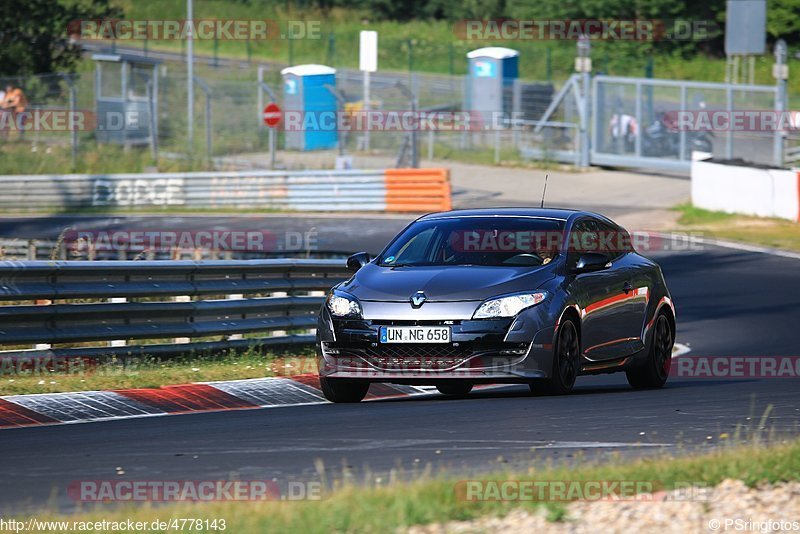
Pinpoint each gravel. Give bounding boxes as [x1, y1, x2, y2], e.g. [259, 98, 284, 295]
[408, 479, 800, 533]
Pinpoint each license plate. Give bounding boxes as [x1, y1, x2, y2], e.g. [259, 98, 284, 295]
[379, 326, 451, 344]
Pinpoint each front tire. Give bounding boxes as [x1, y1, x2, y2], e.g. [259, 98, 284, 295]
[436, 382, 473, 397]
[530, 319, 580, 395]
[626, 312, 673, 389]
[320, 377, 369, 403]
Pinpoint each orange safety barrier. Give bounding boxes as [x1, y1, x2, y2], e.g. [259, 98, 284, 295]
[384, 168, 452, 212]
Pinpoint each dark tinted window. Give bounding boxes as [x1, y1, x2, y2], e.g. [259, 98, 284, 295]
[379, 217, 566, 267]
[568, 218, 631, 264]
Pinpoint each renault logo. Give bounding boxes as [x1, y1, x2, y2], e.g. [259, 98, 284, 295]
[410, 291, 427, 308]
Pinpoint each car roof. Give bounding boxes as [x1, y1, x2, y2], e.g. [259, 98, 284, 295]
[418, 207, 594, 222]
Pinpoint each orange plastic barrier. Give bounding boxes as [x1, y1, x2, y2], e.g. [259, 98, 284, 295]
[384, 168, 452, 212]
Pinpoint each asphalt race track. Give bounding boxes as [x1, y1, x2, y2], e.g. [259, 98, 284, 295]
[1, 229, 799, 512]
[0, 215, 412, 257]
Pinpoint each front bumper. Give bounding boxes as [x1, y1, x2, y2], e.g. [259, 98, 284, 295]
[316, 307, 556, 382]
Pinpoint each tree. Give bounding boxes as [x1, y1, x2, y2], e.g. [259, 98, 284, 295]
[768, 0, 800, 46]
[0, 0, 121, 76]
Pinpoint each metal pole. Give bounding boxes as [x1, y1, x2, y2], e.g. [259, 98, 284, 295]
[257, 66, 264, 135]
[187, 0, 194, 153]
[363, 70, 370, 151]
[269, 128, 276, 169]
[577, 36, 591, 168]
[678, 85, 686, 160]
[259, 78, 279, 167]
[411, 83, 418, 168]
[206, 91, 211, 161]
[147, 81, 157, 160]
[68, 77, 77, 168]
[725, 85, 733, 159]
[153, 65, 159, 149]
[213, 35, 219, 68]
[773, 39, 788, 167]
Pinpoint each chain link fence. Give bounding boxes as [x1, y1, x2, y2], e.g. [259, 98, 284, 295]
[1, 43, 791, 171]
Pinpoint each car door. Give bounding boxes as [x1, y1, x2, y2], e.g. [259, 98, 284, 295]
[566, 218, 636, 361]
[596, 221, 647, 355]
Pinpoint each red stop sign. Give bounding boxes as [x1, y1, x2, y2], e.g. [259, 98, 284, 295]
[263, 103, 281, 128]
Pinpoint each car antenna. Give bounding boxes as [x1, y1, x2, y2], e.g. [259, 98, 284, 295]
[540, 174, 549, 208]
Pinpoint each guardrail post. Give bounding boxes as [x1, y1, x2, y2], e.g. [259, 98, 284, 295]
[34, 298, 52, 350]
[108, 298, 127, 347]
[174, 295, 191, 344]
[271, 291, 288, 338]
[227, 293, 244, 340]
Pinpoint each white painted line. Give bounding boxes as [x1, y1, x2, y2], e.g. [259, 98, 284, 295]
[673, 343, 691, 358]
[646, 231, 800, 261]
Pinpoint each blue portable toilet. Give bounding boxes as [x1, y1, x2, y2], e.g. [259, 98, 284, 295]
[466, 47, 519, 124]
[281, 64, 338, 151]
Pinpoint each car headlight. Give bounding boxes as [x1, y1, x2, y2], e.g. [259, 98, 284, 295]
[326, 292, 362, 318]
[472, 292, 547, 319]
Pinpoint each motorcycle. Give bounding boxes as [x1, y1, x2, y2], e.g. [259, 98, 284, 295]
[642, 111, 713, 157]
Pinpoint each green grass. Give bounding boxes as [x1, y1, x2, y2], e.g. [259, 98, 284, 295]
[0, 141, 211, 175]
[0, 349, 316, 395]
[108, 0, 800, 97]
[674, 203, 800, 252]
[16, 436, 800, 532]
[674, 203, 737, 225]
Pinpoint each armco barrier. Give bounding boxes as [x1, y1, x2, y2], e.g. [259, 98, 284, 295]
[691, 158, 800, 222]
[0, 259, 350, 360]
[0, 169, 451, 212]
[385, 168, 452, 212]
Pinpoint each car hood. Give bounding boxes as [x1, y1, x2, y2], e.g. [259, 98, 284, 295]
[339, 263, 556, 302]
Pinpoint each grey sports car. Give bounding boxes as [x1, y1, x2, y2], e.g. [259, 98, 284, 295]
[316, 208, 676, 403]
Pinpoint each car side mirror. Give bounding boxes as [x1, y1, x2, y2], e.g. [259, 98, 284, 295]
[574, 252, 610, 274]
[346, 252, 371, 272]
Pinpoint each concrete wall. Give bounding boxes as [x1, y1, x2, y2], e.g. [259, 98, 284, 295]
[691, 157, 799, 222]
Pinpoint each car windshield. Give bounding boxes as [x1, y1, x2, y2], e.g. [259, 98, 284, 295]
[378, 216, 566, 267]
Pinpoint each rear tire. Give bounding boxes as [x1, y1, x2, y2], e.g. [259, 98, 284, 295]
[319, 377, 369, 403]
[530, 319, 580, 396]
[436, 382, 473, 397]
[626, 312, 673, 389]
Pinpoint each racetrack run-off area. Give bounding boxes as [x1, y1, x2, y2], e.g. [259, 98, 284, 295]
[0, 226, 798, 513]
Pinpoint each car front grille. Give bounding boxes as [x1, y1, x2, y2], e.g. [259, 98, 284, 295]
[326, 343, 526, 371]
[363, 344, 471, 370]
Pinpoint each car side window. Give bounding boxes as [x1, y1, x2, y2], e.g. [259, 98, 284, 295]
[597, 221, 627, 261]
[567, 219, 599, 269]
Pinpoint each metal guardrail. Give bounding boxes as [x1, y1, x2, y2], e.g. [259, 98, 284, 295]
[0, 170, 386, 211]
[0, 259, 350, 360]
[0, 168, 452, 212]
[0, 238, 349, 261]
[785, 134, 800, 166]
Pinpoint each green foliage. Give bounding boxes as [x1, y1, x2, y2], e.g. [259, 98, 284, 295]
[768, 0, 800, 46]
[0, 0, 121, 76]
